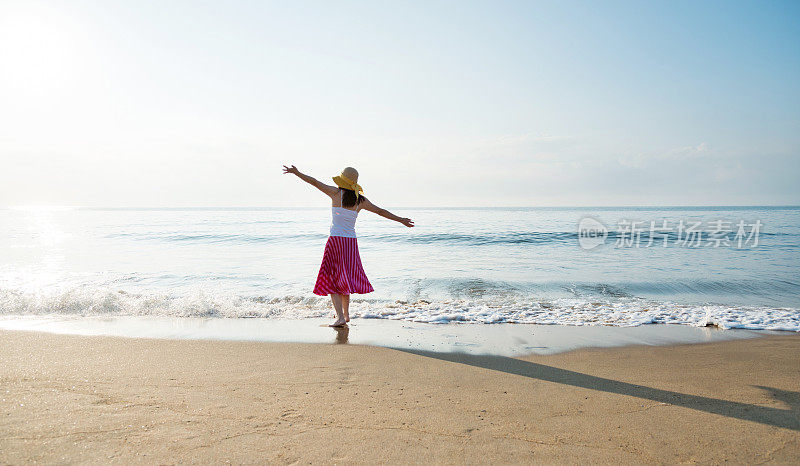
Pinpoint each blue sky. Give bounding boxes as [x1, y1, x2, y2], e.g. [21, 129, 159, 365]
[1, 0, 798, 207]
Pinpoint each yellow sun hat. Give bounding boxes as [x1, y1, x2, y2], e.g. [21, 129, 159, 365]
[332, 167, 364, 198]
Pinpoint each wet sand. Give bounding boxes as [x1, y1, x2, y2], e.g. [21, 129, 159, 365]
[1, 330, 798, 463]
[0, 315, 772, 356]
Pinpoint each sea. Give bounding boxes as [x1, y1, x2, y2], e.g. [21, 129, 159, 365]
[1, 205, 799, 335]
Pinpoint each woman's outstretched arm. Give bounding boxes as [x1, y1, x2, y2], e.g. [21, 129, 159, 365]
[282, 165, 339, 197]
[361, 199, 414, 227]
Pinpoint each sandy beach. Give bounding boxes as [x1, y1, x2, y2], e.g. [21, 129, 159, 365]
[1, 330, 798, 464]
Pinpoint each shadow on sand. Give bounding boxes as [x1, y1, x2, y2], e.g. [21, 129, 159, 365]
[397, 348, 800, 431]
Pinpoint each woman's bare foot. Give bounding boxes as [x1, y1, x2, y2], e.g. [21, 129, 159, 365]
[344, 311, 350, 323]
[329, 319, 347, 327]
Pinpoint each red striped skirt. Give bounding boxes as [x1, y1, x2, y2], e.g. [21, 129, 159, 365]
[313, 236, 374, 296]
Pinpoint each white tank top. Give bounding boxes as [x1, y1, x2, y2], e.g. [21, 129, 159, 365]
[330, 207, 358, 238]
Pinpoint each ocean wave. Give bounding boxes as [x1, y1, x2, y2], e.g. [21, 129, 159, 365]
[388, 277, 800, 302]
[1, 288, 797, 331]
[371, 232, 577, 245]
[105, 232, 328, 244]
[18, 272, 797, 307]
[92, 274, 800, 302]
[102, 230, 796, 247]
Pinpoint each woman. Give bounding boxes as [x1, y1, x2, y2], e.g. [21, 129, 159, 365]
[282, 165, 414, 327]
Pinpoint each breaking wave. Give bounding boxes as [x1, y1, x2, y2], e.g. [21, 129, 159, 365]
[1, 287, 798, 331]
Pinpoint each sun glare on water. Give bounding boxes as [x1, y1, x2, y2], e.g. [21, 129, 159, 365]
[10, 205, 79, 212]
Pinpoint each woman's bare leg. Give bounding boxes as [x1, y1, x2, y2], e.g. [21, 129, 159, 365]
[329, 294, 346, 327]
[342, 294, 350, 322]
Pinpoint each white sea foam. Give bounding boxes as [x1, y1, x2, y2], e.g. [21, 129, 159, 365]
[1, 288, 798, 332]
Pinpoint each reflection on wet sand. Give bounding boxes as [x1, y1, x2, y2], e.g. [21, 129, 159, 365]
[333, 325, 349, 344]
[0, 316, 770, 357]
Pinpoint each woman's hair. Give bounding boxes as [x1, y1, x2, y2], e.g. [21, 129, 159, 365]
[339, 188, 367, 208]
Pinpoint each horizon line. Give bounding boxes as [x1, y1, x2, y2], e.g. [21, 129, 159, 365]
[4, 204, 800, 211]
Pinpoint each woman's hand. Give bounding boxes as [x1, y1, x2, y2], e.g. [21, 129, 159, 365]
[282, 165, 299, 175]
[400, 218, 415, 228]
